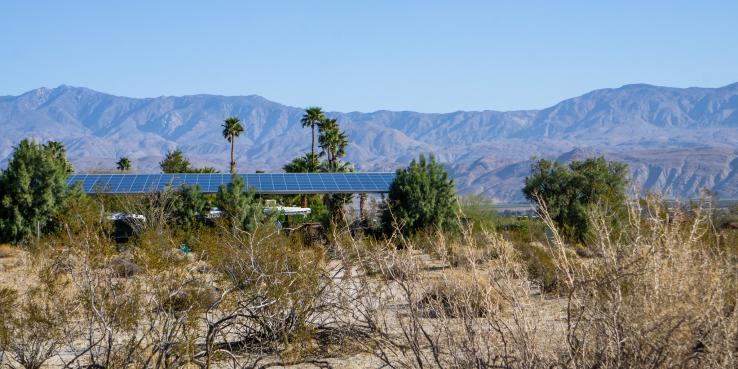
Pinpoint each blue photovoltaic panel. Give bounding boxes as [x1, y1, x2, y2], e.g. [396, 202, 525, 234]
[66, 172, 396, 194]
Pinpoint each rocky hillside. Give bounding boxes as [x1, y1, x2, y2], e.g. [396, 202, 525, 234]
[1, 83, 737, 201]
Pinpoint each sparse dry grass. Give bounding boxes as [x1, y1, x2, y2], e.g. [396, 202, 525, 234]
[418, 269, 504, 317]
[1, 196, 737, 368]
[0, 244, 15, 259]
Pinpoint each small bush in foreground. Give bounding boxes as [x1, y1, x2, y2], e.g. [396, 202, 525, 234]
[419, 270, 503, 318]
[514, 241, 560, 294]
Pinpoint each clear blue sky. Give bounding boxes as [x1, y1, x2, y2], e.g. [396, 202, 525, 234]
[1, 0, 736, 113]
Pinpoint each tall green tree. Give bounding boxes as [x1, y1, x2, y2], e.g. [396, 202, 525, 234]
[215, 175, 262, 232]
[301, 107, 325, 162]
[381, 155, 457, 237]
[522, 156, 628, 243]
[116, 156, 131, 172]
[222, 117, 244, 174]
[318, 118, 349, 165]
[0, 139, 74, 243]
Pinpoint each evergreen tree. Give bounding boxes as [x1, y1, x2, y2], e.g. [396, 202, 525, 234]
[170, 185, 207, 230]
[159, 149, 218, 173]
[0, 139, 74, 243]
[381, 155, 457, 236]
[160, 149, 191, 173]
[215, 175, 262, 232]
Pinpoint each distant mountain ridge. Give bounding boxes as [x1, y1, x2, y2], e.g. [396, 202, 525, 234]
[1, 83, 737, 201]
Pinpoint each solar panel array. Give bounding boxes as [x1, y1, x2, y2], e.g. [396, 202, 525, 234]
[66, 173, 396, 194]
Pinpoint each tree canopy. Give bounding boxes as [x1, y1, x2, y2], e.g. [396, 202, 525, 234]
[301, 107, 325, 161]
[116, 156, 131, 172]
[381, 154, 458, 236]
[318, 118, 348, 165]
[0, 139, 75, 243]
[522, 156, 629, 243]
[283, 153, 320, 174]
[160, 149, 219, 173]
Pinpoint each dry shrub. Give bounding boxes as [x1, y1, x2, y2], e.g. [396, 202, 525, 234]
[419, 269, 503, 318]
[109, 253, 140, 277]
[514, 241, 561, 294]
[161, 277, 219, 313]
[541, 198, 738, 369]
[0, 244, 16, 259]
[375, 248, 422, 281]
[361, 225, 555, 369]
[0, 252, 77, 369]
[448, 242, 498, 268]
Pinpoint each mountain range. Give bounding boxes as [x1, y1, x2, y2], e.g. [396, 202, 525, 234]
[1, 83, 737, 201]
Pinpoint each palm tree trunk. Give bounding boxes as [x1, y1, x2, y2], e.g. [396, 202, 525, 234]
[230, 137, 235, 174]
[311, 125, 315, 163]
[301, 194, 308, 208]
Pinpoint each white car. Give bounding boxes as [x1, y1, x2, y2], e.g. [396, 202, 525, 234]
[106, 212, 146, 222]
[205, 207, 222, 219]
[262, 206, 311, 216]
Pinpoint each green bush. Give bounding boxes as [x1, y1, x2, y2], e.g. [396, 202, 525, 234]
[170, 185, 207, 229]
[382, 155, 458, 237]
[0, 139, 75, 244]
[514, 242, 559, 294]
[458, 195, 498, 232]
[522, 156, 628, 244]
[215, 175, 263, 232]
[494, 217, 546, 244]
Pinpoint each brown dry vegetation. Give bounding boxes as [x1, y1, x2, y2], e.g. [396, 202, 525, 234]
[0, 196, 737, 368]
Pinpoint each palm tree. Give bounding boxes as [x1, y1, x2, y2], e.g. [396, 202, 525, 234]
[301, 107, 325, 163]
[116, 156, 131, 172]
[221, 117, 244, 174]
[319, 160, 354, 226]
[45, 140, 73, 173]
[318, 118, 349, 165]
[45, 141, 65, 159]
[283, 152, 320, 174]
[283, 152, 320, 207]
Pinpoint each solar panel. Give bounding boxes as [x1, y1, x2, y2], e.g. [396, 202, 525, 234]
[66, 172, 396, 195]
